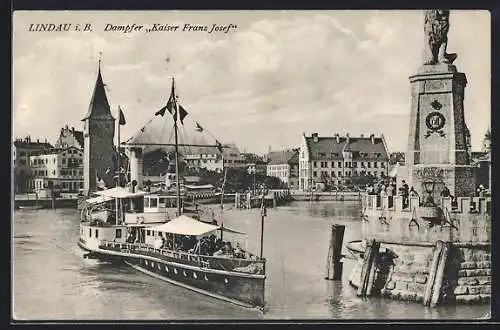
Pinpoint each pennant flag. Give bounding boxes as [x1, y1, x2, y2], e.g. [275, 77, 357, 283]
[195, 122, 204, 132]
[140, 127, 145, 133]
[155, 105, 168, 117]
[166, 94, 176, 117]
[178, 105, 188, 124]
[119, 106, 126, 125]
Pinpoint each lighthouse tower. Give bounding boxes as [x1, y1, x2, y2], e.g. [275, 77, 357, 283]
[82, 61, 116, 196]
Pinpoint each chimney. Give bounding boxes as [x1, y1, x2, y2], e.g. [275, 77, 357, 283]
[346, 133, 350, 144]
[37, 139, 39, 143]
[370, 133, 375, 144]
[72, 127, 75, 135]
[335, 133, 340, 144]
[312, 133, 319, 143]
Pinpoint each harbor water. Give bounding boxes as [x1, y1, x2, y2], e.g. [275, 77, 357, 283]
[12, 201, 489, 320]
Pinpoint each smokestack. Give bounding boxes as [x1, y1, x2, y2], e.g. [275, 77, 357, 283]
[346, 133, 350, 144]
[360, 133, 364, 138]
[312, 133, 319, 143]
[335, 133, 340, 144]
[370, 133, 375, 144]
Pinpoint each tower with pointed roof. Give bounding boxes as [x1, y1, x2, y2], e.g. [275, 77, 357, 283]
[82, 61, 116, 195]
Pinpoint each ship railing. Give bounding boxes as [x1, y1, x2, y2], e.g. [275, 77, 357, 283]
[100, 240, 265, 275]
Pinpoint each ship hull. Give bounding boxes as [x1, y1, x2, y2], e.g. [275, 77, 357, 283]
[77, 239, 265, 308]
[124, 257, 265, 308]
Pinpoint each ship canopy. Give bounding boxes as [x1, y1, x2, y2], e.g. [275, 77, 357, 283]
[84, 195, 115, 205]
[149, 215, 245, 236]
[94, 186, 149, 199]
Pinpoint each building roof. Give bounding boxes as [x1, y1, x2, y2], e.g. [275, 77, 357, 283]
[30, 146, 83, 156]
[82, 63, 115, 121]
[266, 149, 299, 165]
[304, 134, 389, 161]
[13, 138, 53, 150]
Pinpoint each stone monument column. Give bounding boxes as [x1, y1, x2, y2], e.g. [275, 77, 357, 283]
[406, 10, 475, 199]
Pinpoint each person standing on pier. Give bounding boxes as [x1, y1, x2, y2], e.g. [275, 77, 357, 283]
[401, 180, 409, 208]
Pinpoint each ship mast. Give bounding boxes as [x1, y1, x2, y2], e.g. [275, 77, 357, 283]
[172, 78, 182, 216]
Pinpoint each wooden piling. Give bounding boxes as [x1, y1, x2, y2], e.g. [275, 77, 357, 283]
[430, 242, 451, 307]
[51, 188, 56, 209]
[423, 240, 444, 306]
[325, 224, 346, 280]
[357, 239, 380, 297]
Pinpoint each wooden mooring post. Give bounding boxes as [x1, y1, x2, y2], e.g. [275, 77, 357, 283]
[423, 240, 451, 307]
[325, 224, 346, 280]
[357, 238, 380, 297]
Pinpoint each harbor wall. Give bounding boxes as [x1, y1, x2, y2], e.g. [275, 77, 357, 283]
[354, 194, 491, 305]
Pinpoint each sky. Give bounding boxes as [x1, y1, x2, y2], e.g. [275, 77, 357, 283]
[13, 10, 490, 155]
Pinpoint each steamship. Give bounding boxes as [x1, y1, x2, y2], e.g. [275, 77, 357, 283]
[78, 77, 267, 309]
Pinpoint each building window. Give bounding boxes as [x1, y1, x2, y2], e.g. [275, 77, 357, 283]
[89, 228, 92, 237]
[313, 171, 317, 178]
[338, 171, 342, 177]
[374, 162, 378, 168]
[146, 230, 151, 236]
[368, 162, 371, 168]
[95, 229, 99, 238]
[62, 159, 66, 164]
[53, 170, 56, 175]
[313, 161, 317, 168]
[338, 162, 342, 167]
[116, 229, 122, 238]
[381, 162, 385, 168]
[353, 162, 357, 168]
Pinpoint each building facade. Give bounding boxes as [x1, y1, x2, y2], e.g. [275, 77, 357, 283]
[299, 133, 390, 191]
[184, 143, 246, 173]
[55, 125, 84, 149]
[265, 149, 299, 189]
[82, 63, 117, 195]
[13, 136, 53, 193]
[29, 146, 84, 193]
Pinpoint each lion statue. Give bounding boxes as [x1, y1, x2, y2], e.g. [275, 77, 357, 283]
[423, 10, 457, 65]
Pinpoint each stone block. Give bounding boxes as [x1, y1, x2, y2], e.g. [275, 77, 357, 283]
[396, 281, 408, 290]
[458, 270, 468, 277]
[479, 295, 491, 303]
[407, 283, 425, 293]
[415, 274, 428, 284]
[478, 253, 491, 261]
[385, 281, 396, 290]
[465, 269, 488, 277]
[476, 261, 491, 268]
[455, 294, 481, 304]
[459, 261, 477, 269]
[477, 276, 491, 285]
[415, 266, 429, 274]
[468, 286, 481, 295]
[479, 285, 491, 295]
[453, 286, 468, 295]
[458, 277, 478, 286]
[389, 289, 402, 299]
[399, 290, 418, 302]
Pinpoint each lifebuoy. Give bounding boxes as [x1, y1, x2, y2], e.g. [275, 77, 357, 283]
[137, 216, 145, 224]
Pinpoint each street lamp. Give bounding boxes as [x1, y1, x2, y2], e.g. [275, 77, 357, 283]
[423, 179, 436, 207]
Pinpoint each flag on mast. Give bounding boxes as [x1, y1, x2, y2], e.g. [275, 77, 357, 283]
[195, 122, 204, 132]
[118, 106, 126, 125]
